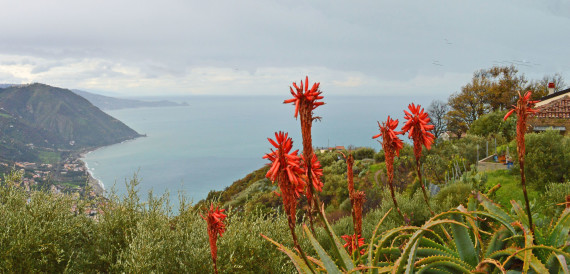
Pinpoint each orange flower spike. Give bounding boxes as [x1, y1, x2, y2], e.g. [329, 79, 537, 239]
[263, 131, 305, 202]
[503, 90, 540, 235]
[304, 153, 324, 192]
[202, 203, 227, 274]
[402, 103, 436, 215]
[402, 103, 435, 158]
[373, 116, 405, 220]
[341, 234, 365, 255]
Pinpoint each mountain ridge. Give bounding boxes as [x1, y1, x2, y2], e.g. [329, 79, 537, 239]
[0, 83, 141, 154]
[72, 89, 188, 110]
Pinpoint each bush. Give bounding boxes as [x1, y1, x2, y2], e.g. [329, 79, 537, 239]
[353, 147, 375, 160]
[513, 131, 570, 189]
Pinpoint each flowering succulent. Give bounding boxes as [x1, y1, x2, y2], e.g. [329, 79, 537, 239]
[284, 76, 325, 230]
[503, 90, 539, 235]
[341, 234, 365, 255]
[373, 116, 404, 157]
[373, 116, 405, 221]
[201, 203, 227, 274]
[283, 76, 324, 119]
[504, 91, 539, 160]
[263, 131, 305, 199]
[401, 103, 436, 215]
[402, 103, 435, 156]
[352, 191, 365, 237]
[263, 131, 308, 260]
[302, 153, 323, 203]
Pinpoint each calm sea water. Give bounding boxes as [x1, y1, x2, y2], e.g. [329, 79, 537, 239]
[82, 95, 434, 206]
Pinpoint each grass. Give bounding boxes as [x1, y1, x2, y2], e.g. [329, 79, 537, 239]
[0, 113, 11, 118]
[38, 150, 60, 164]
[483, 169, 540, 208]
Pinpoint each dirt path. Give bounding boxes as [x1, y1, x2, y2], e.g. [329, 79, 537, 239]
[374, 170, 382, 187]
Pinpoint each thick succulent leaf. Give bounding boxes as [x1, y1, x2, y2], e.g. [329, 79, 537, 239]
[484, 227, 511, 258]
[318, 204, 355, 271]
[347, 265, 393, 274]
[392, 219, 467, 274]
[475, 258, 506, 273]
[416, 247, 452, 258]
[449, 213, 479, 267]
[418, 238, 459, 258]
[555, 254, 569, 274]
[457, 205, 482, 254]
[546, 253, 570, 274]
[517, 222, 534, 273]
[510, 200, 530, 230]
[502, 245, 570, 274]
[414, 255, 472, 270]
[475, 192, 515, 226]
[415, 260, 472, 273]
[374, 247, 401, 257]
[368, 208, 392, 266]
[471, 211, 516, 235]
[547, 208, 570, 247]
[467, 194, 478, 212]
[260, 234, 313, 273]
[373, 226, 419, 266]
[303, 225, 343, 274]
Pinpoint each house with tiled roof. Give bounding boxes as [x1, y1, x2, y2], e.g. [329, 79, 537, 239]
[529, 86, 570, 135]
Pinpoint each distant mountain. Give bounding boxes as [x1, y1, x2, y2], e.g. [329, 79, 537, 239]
[0, 84, 142, 155]
[72, 89, 188, 110]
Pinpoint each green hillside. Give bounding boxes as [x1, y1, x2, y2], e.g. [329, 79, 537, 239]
[0, 83, 141, 150]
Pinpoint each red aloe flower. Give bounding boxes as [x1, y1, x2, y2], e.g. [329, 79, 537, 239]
[263, 131, 305, 200]
[401, 103, 435, 215]
[284, 76, 324, 229]
[373, 116, 405, 221]
[339, 151, 364, 236]
[503, 90, 539, 235]
[402, 103, 435, 154]
[302, 153, 323, 203]
[201, 203, 227, 274]
[352, 191, 365, 237]
[283, 76, 324, 119]
[341, 234, 365, 255]
[263, 132, 309, 261]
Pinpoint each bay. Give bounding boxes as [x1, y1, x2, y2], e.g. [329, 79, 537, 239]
[82, 95, 436, 207]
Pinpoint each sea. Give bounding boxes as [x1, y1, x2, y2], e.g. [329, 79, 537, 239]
[81, 95, 437, 208]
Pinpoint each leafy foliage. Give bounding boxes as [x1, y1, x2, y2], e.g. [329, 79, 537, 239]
[512, 131, 570, 188]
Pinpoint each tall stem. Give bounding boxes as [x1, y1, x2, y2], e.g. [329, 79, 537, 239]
[416, 158, 434, 216]
[519, 158, 534, 235]
[300, 98, 317, 232]
[387, 156, 404, 221]
[286, 213, 316, 273]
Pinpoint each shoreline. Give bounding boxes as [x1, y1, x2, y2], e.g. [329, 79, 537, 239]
[76, 134, 144, 197]
[77, 149, 106, 196]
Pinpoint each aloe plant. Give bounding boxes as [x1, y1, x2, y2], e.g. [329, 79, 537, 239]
[265, 191, 570, 273]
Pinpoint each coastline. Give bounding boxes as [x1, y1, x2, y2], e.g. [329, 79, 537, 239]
[78, 149, 106, 196]
[76, 134, 145, 197]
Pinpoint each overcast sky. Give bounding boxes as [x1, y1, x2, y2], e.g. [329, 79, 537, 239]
[1, 0, 569, 97]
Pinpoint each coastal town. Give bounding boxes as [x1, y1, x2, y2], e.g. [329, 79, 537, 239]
[3, 153, 103, 197]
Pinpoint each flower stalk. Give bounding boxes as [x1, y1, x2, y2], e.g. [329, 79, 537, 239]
[504, 90, 539, 235]
[373, 116, 405, 221]
[284, 76, 324, 230]
[201, 203, 227, 274]
[401, 103, 435, 215]
[263, 131, 314, 271]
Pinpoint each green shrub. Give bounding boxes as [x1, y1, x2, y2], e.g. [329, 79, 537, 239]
[512, 131, 570, 189]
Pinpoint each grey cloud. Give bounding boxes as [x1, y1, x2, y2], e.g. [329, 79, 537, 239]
[0, 0, 569, 94]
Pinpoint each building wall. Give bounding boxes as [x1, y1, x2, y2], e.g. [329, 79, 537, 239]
[529, 117, 570, 136]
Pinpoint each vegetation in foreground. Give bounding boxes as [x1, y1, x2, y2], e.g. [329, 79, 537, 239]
[2, 70, 570, 272]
